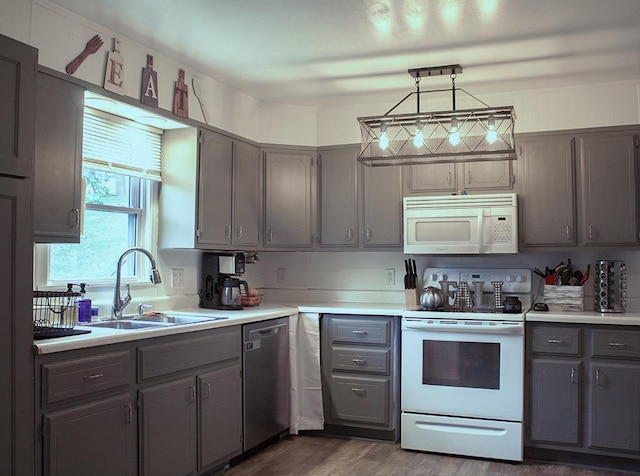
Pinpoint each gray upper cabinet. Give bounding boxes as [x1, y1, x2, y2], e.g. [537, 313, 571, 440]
[232, 140, 261, 247]
[362, 165, 402, 247]
[34, 72, 84, 243]
[264, 150, 314, 248]
[0, 34, 37, 178]
[318, 146, 358, 247]
[197, 129, 234, 247]
[519, 135, 576, 247]
[579, 131, 639, 246]
[405, 160, 513, 194]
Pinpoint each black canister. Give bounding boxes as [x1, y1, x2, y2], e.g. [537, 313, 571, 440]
[502, 296, 522, 313]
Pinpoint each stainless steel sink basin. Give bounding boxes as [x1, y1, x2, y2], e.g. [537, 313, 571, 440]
[79, 314, 228, 330]
[81, 320, 171, 330]
[136, 314, 228, 325]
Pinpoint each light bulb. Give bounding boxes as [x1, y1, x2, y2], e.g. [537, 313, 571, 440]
[413, 122, 424, 148]
[449, 118, 460, 146]
[379, 131, 389, 150]
[486, 115, 497, 144]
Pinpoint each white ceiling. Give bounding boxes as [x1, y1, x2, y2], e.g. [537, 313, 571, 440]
[49, 0, 640, 107]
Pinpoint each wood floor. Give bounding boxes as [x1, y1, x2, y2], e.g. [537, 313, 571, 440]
[225, 435, 631, 476]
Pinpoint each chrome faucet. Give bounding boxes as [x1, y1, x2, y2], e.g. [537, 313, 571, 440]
[113, 247, 162, 319]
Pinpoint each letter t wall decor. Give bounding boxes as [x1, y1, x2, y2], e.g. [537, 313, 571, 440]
[141, 54, 158, 107]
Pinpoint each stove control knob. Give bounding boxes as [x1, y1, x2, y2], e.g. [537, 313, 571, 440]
[505, 274, 515, 283]
[430, 273, 438, 282]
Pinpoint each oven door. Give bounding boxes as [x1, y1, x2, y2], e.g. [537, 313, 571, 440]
[401, 318, 524, 421]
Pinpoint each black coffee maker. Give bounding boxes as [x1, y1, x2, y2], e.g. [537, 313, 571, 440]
[200, 252, 248, 310]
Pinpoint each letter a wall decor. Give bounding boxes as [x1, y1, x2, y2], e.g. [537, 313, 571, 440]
[141, 54, 158, 107]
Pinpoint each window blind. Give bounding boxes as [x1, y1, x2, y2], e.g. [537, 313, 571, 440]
[83, 108, 163, 181]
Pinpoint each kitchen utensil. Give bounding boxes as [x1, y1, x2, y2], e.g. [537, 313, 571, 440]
[411, 259, 417, 289]
[404, 260, 410, 289]
[420, 286, 444, 310]
[533, 268, 546, 279]
[66, 35, 103, 75]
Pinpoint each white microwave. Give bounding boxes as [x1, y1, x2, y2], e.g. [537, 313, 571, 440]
[403, 193, 518, 254]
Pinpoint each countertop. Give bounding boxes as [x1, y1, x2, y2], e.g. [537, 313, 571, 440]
[34, 303, 298, 355]
[34, 301, 640, 354]
[525, 310, 640, 326]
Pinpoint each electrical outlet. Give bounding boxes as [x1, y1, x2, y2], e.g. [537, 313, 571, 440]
[277, 268, 287, 284]
[385, 268, 395, 286]
[171, 268, 184, 288]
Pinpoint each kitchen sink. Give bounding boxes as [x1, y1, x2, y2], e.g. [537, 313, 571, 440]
[136, 314, 228, 325]
[79, 314, 228, 330]
[81, 320, 171, 330]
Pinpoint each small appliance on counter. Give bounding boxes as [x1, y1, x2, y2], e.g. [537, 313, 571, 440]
[594, 260, 627, 313]
[200, 252, 249, 310]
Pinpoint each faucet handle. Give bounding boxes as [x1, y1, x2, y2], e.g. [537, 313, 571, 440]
[138, 303, 152, 318]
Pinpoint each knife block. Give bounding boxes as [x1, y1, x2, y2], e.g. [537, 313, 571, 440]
[404, 289, 419, 309]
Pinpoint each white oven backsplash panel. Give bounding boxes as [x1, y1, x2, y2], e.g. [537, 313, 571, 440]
[422, 268, 531, 294]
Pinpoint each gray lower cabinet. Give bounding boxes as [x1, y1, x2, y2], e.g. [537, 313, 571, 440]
[34, 72, 84, 243]
[36, 326, 242, 476]
[362, 165, 402, 247]
[526, 323, 640, 464]
[320, 314, 400, 441]
[44, 393, 137, 476]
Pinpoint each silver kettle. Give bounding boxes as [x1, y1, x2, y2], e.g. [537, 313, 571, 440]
[420, 286, 444, 310]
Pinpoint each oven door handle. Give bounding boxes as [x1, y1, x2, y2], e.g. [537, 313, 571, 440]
[403, 321, 524, 334]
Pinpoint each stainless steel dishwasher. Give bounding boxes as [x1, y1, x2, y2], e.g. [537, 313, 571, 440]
[242, 316, 290, 452]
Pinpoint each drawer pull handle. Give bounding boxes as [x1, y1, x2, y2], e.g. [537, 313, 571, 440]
[570, 368, 576, 383]
[352, 330, 368, 336]
[547, 339, 565, 344]
[608, 342, 627, 347]
[124, 403, 133, 423]
[84, 373, 104, 380]
[352, 359, 368, 366]
[203, 382, 211, 399]
[188, 386, 196, 403]
[351, 388, 366, 395]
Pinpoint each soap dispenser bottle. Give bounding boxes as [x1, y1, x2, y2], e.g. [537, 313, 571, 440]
[77, 283, 92, 323]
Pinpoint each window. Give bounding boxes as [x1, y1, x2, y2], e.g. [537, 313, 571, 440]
[36, 108, 162, 287]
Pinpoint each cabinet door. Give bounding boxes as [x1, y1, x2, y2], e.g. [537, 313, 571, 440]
[264, 151, 314, 247]
[319, 147, 358, 247]
[198, 363, 242, 470]
[528, 358, 581, 446]
[580, 133, 638, 245]
[520, 136, 576, 246]
[405, 163, 455, 194]
[0, 177, 34, 476]
[139, 377, 197, 476]
[44, 394, 136, 476]
[460, 160, 513, 190]
[589, 363, 640, 453]
[0, 34, 36, 178]
[197, 129, 233, 247]
[232, 140, 261, 247]
[34, 73, 84, 242]
[362, 165, 402, 247]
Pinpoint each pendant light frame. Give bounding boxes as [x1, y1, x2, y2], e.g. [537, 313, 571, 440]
[357, 65, 516, 167]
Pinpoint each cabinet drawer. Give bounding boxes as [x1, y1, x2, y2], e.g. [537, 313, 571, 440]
[138, 327, 240, 381]
[330, 318, 391, 346]
[42, 350, 131, 406]
[326, 375, 390, 427]
[591, 329, 640, 359]
[331, 346, 390, 375]
[530, 326, 582, 356]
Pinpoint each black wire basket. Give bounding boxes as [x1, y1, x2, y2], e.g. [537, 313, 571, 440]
[33, 290, 90, 339]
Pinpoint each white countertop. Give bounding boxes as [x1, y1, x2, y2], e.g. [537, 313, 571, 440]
[34, 303, 298, 355]
[34, 301, 640, 354]
[526, 310, 640, 326]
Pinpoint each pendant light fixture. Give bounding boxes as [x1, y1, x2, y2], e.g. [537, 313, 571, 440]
[357, 65, 516, 167]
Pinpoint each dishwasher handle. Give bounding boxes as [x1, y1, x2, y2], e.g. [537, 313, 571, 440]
[253, 322, 288, 337]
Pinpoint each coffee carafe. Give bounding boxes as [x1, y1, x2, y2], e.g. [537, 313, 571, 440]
[218, 276, 249, 310]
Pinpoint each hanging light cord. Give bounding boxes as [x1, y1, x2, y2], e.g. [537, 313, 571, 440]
[191, 78, 209, 125]
[415, 76, 421, 114]
[451, 73, 457, 111]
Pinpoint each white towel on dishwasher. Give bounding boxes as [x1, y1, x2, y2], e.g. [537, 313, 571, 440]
[289, 312, 324, 434]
